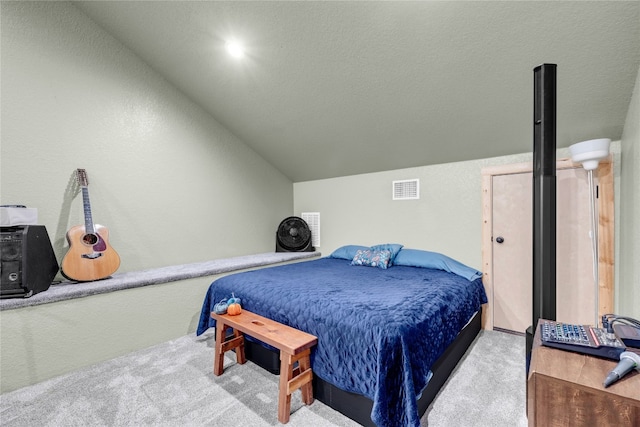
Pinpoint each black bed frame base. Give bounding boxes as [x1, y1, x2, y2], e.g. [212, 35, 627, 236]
[243, 309, 483, 426]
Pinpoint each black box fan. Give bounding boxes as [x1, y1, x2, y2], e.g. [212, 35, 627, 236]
[276, 216, 315, 252]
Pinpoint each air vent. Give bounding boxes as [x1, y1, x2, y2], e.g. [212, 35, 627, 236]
[301, 212, 320, 247]
[392, 179, 419, 200]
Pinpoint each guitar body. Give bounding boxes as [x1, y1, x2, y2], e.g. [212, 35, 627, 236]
[62, 169, 120, 282]
[61, 224, 120, 281]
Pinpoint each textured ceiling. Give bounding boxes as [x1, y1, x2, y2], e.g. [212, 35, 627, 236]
[73, 1, 640, 182]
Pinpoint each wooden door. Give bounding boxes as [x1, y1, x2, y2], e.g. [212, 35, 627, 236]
[484, 161, 613, 333]
[491, 172, 532, 333]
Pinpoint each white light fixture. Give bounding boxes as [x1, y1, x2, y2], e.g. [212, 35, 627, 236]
[225, 40, 245, 59]
[569, 138, 610, 327]
[569, 138, 610, 171]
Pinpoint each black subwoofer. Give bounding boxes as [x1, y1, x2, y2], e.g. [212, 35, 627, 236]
[0, 225, 58, 298]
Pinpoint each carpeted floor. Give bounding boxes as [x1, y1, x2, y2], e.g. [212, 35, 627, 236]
[0, 329, 528, 426]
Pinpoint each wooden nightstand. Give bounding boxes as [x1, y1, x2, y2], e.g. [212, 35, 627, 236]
[527, 320, 640, 426]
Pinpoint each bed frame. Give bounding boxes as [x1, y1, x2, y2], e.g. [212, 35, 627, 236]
[243, 308, 482, 426]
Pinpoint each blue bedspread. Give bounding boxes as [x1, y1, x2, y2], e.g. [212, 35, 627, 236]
[197, 258, 487, 427]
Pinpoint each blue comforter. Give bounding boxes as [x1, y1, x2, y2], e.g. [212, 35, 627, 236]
[197, 258, 487, 427]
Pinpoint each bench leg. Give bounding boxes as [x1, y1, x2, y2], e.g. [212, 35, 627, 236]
[278, 353, 294, 424]
[232, 329, 246, 365]
[298, 352, 313, 405]
[278, 349, 314, 424]
[214, 323, 228, 376]
[214, 324, 246, 376]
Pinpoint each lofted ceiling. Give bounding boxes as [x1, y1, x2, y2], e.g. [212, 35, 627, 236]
[73, 1, 640, 182]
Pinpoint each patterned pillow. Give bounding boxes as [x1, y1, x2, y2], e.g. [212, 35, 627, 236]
[369, 243, 404, 265]
[350, 249, 392, 269]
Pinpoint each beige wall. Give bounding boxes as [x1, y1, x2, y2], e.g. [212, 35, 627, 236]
[0, 276, 214, 393]
[293, 149, 576, 270]
[294, 143, 633, 316]
[0, 2, 293, 274]
[0, 2, 292, 393]
[618, 66, 640, 318]
[0, 256, 317, 394]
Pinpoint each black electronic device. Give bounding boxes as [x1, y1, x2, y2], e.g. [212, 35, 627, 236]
[613, 324, 640, 349]
[602, 314, 640, 349]
[0, 225, 58, 298]
[275, 216, 315, 253]
[540, 320, 626, 360]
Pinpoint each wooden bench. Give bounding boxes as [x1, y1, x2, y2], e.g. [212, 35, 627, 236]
[211, 310, 318, 424]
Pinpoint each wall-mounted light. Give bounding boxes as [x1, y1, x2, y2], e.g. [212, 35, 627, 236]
[569, 138, 610, 326]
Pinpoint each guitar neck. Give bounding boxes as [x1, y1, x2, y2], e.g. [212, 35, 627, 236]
[81, 186, 95, 234]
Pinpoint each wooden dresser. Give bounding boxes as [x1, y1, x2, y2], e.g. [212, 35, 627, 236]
[527, 320, 640, 426]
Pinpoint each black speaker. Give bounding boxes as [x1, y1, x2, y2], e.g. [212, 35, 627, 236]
[0, 225, 58, 298]
[527, 63, 557, 374]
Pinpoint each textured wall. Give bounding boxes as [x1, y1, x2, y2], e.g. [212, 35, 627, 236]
[0, 275, 215, 393]
[0, 2, 292, 393]
[619, 67, 640, 319]
[294, 144, 627, 313]
[293, 151, 562, 271]
[0, 2, 292, 274]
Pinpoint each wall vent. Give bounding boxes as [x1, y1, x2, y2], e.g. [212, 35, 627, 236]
[301, 212, 320, 247]
[392, 179, 420, 200]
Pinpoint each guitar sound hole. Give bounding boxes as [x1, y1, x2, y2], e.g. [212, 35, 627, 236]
[82, 234, 99, 245]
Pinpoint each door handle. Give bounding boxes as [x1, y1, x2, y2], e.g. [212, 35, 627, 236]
[496, 236, 504, 244]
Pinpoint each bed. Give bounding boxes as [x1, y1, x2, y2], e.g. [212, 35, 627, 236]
[197, 245, 487, 427]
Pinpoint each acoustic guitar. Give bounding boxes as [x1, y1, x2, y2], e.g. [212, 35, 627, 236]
[61, 169, 120, 281]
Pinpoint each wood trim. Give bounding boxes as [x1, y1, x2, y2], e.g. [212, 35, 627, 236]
[480, 157, 614, 330]
[481, 157, 584, 177]
[481, 173, 494, 330]
[597, 161, 615, 317]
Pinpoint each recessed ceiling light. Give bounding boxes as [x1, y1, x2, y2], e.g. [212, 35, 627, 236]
[225, 40, 245, 59]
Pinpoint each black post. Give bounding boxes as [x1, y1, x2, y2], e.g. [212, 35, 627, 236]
[526, 64, 557, 373]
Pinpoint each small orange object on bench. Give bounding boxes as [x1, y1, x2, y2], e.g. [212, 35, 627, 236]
[211, 310, 318, 424]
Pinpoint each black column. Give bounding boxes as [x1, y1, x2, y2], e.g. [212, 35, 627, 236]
[526, 63, 557, 373]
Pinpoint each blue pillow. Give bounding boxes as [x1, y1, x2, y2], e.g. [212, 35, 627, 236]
[351, 249, 392, 269]
[328, 245, 369, 260]
[370, 243, 404, 265]
[393, 249, 482, 281]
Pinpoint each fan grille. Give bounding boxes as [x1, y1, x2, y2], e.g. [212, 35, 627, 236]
[277, 217, 312, 251]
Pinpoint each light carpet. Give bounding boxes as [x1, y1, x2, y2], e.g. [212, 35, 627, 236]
[0, 329, 527, 426]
